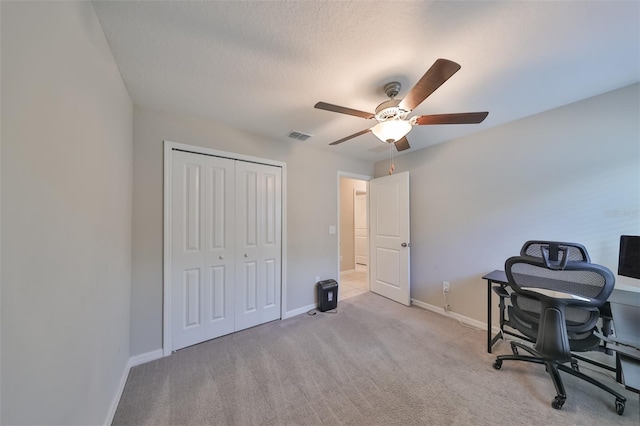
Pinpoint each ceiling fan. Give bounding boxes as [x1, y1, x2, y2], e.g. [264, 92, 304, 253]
[314, 59, 489, 152]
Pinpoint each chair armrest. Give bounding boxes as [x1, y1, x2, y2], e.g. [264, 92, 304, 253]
[492, 285, 510, 298]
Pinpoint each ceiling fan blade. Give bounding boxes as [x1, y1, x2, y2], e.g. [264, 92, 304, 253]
[414, 112, 489, 125]
[394, 137, 410, 152]
[315, 102, 375, 119]
[399, 59, 461, 112]
[329, 128, 372, 145]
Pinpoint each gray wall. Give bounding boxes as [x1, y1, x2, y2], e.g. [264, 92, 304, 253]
[131, 107, 372, 356]
[1, 2, 133, 424]
[374, 83, 640, 325]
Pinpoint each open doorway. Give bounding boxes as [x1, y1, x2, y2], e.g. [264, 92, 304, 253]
[339, 175, 369, 300]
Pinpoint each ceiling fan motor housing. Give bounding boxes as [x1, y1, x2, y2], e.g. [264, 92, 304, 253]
[375, 99, 410, 122]
[383, 81, 401, 98]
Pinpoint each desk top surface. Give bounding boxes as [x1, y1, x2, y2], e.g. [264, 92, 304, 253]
[483, 270, 507, 283]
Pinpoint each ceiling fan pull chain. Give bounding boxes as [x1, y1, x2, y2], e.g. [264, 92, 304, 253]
[389, 144, 395, 175]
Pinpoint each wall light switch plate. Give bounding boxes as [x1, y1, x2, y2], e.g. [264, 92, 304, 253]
[329, 226, 336, 235]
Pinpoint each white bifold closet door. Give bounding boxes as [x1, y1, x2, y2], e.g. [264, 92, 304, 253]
[171, 150, 281, 351]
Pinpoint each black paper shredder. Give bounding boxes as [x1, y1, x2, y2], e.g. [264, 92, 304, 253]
[316, 279, 338, 312]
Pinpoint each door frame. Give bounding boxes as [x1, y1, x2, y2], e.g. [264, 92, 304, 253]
[337, 171, 372, 289]
[353, 189, 368, 267]
[163, 140, 287, 356]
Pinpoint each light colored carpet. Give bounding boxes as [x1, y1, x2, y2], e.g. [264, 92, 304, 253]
[114, 292, 639, 425]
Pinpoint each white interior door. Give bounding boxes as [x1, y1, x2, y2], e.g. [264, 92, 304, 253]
[354, 192, 368, 266]
[171, 152, 235, 350]
[235, 161, 282, 331]
[369, 171, 410, 306]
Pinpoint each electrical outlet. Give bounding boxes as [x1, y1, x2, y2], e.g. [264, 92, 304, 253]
[442, 281, 450, 293]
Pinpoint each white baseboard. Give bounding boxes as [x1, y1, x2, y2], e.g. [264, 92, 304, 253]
[411, 298, 494, 332]
[129, 349, 164, 367]
[104, 357, 130, 426]
[283, 303, 317, 319]
[104, 349, 164, 426]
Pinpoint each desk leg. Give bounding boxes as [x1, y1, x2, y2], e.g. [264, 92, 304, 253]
[487, 279, 492, 353]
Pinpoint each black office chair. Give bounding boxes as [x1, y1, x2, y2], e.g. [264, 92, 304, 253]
[492, 241, 627, 415]
[492, 241, 611, 347]
[513, 241, 615, 354]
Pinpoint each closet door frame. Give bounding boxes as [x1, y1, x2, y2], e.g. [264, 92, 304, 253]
[163, 140, 287, 356]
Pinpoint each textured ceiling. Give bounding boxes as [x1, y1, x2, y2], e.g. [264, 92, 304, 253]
[92, 1, 640, 162]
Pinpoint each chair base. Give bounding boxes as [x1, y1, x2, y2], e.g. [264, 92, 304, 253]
[493, 341, 626, 415]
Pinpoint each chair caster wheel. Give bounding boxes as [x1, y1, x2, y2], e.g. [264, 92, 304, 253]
[493, 360, 502, 370]
[551, 396, 565, 410]
[570, 359, 579, 372]
[615, 399, 625, 415]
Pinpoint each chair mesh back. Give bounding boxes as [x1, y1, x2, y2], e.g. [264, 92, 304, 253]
[510, 263, 606, 300]
[507, 251, 615, 310]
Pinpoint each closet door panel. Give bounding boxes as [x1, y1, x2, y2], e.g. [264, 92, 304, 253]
[171, 152, 236, 350]
[202, 156, 235, 340]
[260, 167, 282, 323]
[235, 165, 259, 330]
[235, 162, 282, 331]
[171, 151, 206, 350]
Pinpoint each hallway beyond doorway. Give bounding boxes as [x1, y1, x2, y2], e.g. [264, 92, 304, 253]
[339, 265, 368, 300]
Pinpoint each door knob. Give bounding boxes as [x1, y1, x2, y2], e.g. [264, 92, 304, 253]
[219, 255, 224, 260]
[244, 253, 248, 258]
[401, 242, 409, 247]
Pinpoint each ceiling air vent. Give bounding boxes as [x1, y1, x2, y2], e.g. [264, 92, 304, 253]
[287, 131, 312, 141]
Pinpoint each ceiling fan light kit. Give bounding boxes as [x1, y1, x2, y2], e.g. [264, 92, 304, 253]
[314, 58, 489, 152]
[371, 120, 412, 143]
